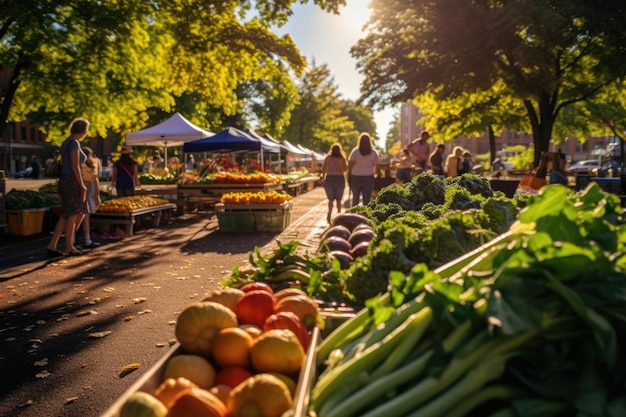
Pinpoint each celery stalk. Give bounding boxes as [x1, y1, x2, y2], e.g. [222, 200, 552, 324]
[319, 319, 475, 417]
[312, 307, 433, 410]
[358, 329, 540, 417]
[405, 353, 512, 417]
[445, 385, 523, 417]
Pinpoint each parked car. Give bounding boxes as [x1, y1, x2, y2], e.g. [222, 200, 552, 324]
[568, 160, 600, 174]
[594, 160, 621, 177]
[14, 166, 33, 178]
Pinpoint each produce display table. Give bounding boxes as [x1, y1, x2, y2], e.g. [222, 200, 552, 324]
[178, 183, 283, 211]
[91, 203, 177, 236]
[283, 176, 320, 196]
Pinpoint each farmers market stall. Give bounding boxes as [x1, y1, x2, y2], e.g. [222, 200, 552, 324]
[126, 112, 215, 160]
[91, 196, 177, 236]
[180, 128, 285, 209]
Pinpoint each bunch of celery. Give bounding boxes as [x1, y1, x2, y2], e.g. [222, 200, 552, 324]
[311, 184, 626, 417]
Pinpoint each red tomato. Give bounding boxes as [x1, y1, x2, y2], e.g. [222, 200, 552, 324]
[239, 282, 274, 295]
[235, 290, 276, 328]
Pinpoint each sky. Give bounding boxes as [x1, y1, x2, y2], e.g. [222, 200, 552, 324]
[275, 2, 396, 149]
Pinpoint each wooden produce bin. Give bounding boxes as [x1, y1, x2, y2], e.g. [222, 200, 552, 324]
[7, 208, 48, 236]
[101, 327, 321, 417]
[216, 201, 292, 233]
[91, 203, 177, 236]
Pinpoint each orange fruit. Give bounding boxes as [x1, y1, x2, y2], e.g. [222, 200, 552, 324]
[212, 327, 254, 368]
[239, 324, 263, 339]
[250, 329, 305, 375]
[214, 366, 253, 389]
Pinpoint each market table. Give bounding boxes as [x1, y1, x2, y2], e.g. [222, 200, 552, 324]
[283, 176, 320, 196]
[178, 182, 283, 210]
[90, 203, 177, 236]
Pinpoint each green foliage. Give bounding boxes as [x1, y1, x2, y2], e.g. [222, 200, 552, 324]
[354, 0, 626, 164]
[2, 0, 347, 146]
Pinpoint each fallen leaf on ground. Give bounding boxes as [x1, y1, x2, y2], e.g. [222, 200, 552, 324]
[77, 310, 98, 317]
[133, 297, 147, 304]
[88, 331, 112, 339]
[34, 358, 48, 367]
[64, 397, 79, 404]
[35, 370, 50, 378]
[119, 363, 140, 378]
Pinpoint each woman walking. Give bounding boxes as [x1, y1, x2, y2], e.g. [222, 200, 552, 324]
[348, 132, 380, 206]
[321, 143, 348, 223]
[46, 117, 89, 257]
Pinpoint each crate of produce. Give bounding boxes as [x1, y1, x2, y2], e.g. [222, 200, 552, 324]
[7, 208, 48, 236]
[101, 288, 325, 417]
[216, 201, 292, 233]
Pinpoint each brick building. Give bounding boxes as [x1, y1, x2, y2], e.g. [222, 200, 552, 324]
[398, 101, 619, 163]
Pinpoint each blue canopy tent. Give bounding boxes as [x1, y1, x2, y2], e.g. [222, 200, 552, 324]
[183, 126, 278, 170]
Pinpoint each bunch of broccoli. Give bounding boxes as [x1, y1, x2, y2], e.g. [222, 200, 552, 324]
[342, 173, 522, 305]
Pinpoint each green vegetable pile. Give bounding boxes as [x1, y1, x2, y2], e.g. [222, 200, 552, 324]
[311, 183, 626, 417]
[345, 173, 524, 304]
[138, 172, 178, 184]
[222, 241, 346, 303]
[5, 189, 60, 209]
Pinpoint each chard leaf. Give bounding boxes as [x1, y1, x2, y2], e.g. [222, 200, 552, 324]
[544, 271, 617, 365]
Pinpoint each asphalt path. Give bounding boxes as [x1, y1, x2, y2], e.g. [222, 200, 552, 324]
[0, 178, 330, 417]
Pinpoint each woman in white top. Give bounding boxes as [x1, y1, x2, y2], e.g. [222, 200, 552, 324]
[321, 143, 348, 223]
[348, 132, 380, 206]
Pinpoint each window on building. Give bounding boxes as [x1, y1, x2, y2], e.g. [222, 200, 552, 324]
[20, 126, 27, 141]
[30, 128, 36, 142]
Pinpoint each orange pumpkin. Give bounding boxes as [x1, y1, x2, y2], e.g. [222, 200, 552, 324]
[166, 387, 227, 417]
[250, 329, 305, 375]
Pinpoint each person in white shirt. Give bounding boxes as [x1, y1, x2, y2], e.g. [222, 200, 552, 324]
[348, 132, 380, 206]
[321, 143, 348, 222]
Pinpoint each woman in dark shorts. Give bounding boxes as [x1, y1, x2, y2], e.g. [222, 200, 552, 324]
[321, 143, 348, 223]
[47, 118, 89, 257]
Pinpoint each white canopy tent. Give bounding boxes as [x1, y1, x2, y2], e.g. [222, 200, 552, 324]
[126, 112, 214, 160]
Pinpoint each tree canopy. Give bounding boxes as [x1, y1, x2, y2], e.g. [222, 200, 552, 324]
[352, 0, 626, 164]
[1, 0, 347, 145]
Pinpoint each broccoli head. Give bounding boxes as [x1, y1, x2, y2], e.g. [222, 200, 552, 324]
[369, 202, 404, 224]
[419, 209, 495, 268]
[445, 174, 495, 199]
[344, 224, 423, 305]
[371, 183, 416, 211]
[443, 186, 482, 212]
[387, 210, 429, 229]
[405, 172, 447, 208]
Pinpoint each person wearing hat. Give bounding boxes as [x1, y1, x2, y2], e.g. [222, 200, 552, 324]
[111, 145, 140, 197]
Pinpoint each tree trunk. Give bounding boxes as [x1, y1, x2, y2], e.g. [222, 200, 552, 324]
[488, 124, 496, 166]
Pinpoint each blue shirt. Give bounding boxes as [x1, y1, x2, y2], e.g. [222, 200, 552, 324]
[60, 139, 86, 175]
